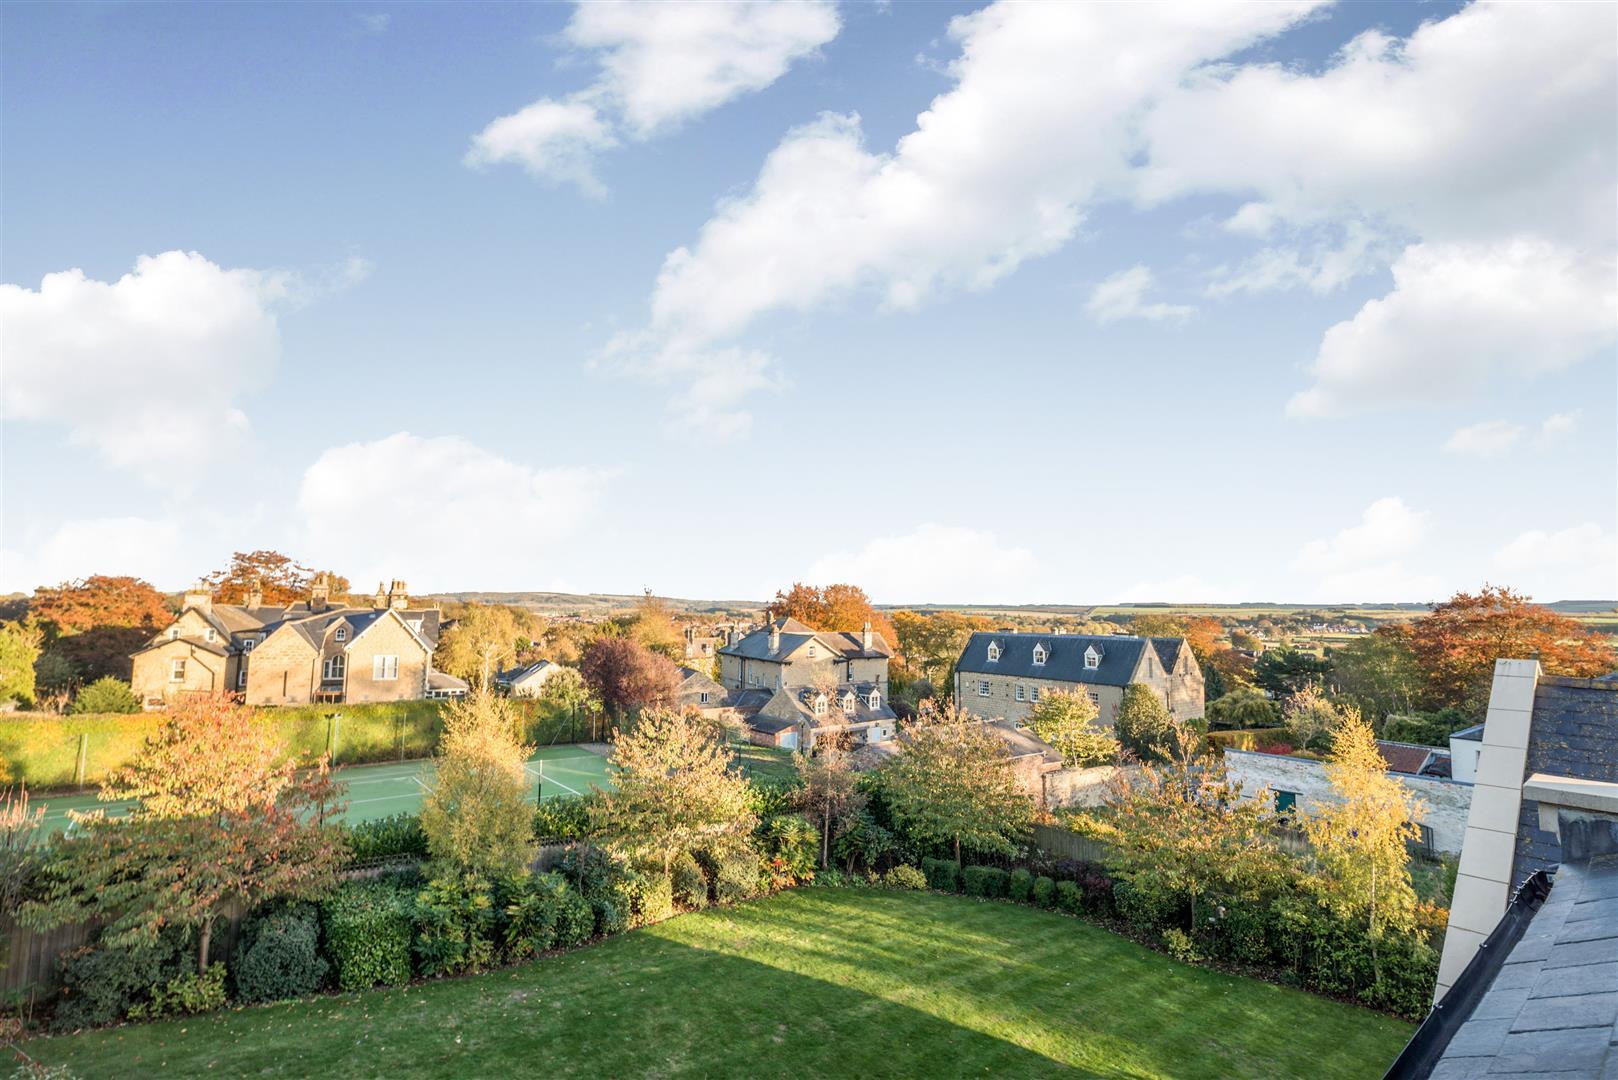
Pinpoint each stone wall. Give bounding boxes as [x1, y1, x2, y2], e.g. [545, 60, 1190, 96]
[131, 638, 230, 706]
[958, 673, 1126, 726]
[1511, 676, 1618, 882]
[1042, 764, 1135, 809]
[345, 615, 430, 703]
[1224, 748, 1474, 854]
[245, 629, 318, 704]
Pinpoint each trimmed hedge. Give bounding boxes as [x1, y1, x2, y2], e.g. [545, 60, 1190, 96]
[233, 903, 327, 1003]
[1032, 875, 1057, 908]
[962, 866, 1009, 898]
[346, 813, 428, 862]
[920, 857, 960, 892]
[1007, 868, 1033, 903]
[1206, 728, 1300, 755]
[321, 880, 414, 991]
[672, 851, 710, 910]
[882, 865, 927, 890]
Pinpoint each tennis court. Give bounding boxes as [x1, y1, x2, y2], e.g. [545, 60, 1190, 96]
[32, 744, 615, 834]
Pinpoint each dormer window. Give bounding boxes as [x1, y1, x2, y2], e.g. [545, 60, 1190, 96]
[168, 627, 180, 640]
[205, 628, 216, 643]
[1084, 646, 1100, 670]
[868, 690, 880, 710]
[243, 638, 256, 653]
[334, 626, 348, 643]
[986, 641, 1001, 662]
[842, 692, 856, 716]
[808, 643, 817, 659]
[1032, 644, 1048, 666]
[813, 693, 828, 716]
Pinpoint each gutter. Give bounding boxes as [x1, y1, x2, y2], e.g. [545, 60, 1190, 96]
[1382, 869, 1552, 1080]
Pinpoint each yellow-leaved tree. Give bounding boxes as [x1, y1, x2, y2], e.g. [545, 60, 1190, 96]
[420, 689, 535, 877]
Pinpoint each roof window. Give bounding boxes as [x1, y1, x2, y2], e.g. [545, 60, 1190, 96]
[987, 641, 1001, 662]
[1032, 644, 1048, 666]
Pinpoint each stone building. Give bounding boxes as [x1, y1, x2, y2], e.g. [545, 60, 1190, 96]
[717, 617, 896, 750]
[953, 632, 1204, 727]
[130, 576, 467, 708]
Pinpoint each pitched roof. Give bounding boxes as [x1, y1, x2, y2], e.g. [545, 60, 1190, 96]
[955, 632, 1154, 687]
[1151, 637, 1185, 671]
[717, 618, 894, 662]
[428, 670, 469, 692]
[502, 660, 555, 685]
[1377, 740, 1439, 776]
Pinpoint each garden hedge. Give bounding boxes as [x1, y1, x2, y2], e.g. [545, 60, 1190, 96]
[320, 880, 414, 991]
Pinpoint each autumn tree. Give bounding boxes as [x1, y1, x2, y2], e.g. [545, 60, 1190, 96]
[435, 603, 545, 686]
[0, 621, 41, 707]
[793, 744, 867, 867]
[590, 707, 756, 874]
[1304, 707, 1423, 990]
[420, 689, 534, 877]
[626, 590, 684, 662]
[1404, 586, 1616, 714]
[1205, 646, 1257, 692]
[880, 702, 1033, 864]
[1129, 613, 1187, 639]
[22, 697, 347, 969]
[537, 666, 600, 736]
[891, 610, 990, 697]
[1329, 629, 1424, 727]
[1284, 685, 1353, 752]
[766, 583, 897, 651]
[1204, 686, 1280, 730]
[1024, 688, 1118, 767]
[1114, 684, 1177, 763]
[29, 575, 172, 683]
[579, 637, 680, 720]
[203, 550, 348, 606]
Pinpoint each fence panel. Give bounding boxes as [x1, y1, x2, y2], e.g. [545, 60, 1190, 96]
[1030, 823, 1113, 865]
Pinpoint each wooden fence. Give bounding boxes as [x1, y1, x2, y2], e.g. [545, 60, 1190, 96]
[1030, 823, 1113, 865]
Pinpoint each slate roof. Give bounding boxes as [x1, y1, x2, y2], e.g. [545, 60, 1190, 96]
[1424, 855, 1618, 1079]
[758, 682, 896, 727]
[955, 632, 1158, 687]
[1378, 740, 1441, 776]
[501, 660, 555, 686]
[1151, 637, 1185, 671]
[717, 618, 893, 662]
[1452, 724, 1486, 742]
[428, 670, 469, 692]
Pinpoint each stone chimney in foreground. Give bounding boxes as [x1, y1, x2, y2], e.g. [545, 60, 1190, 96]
[388, 580, 409, 610]
[862, 620, 873, 652]
[183, 583, 213, 615]
[310, 573, 330, 613]
[768, 622, 781, 653]
[373, 582, 387, 609]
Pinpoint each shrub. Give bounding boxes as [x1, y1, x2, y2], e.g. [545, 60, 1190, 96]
[746, 777, 803, 819]
[52, 932, 188, 1032]
[882, 865, 928, 890]
[591, 897, 627, 937]
[1206, 688, 1281, 731]
[129, 964, 228, 1020]
[497, 871, 556, 961]
[320, 880, 413, 991]
[1113, 877, 1183, 933]
[671, 851, 710, 910]
[711, 846, 760, 905]
[1055, 879, 1084, 915]
[920, 857, 960, 892]
[1032, 875, 1057, 909]
[233, 903, 328, 1004]
[346, 813, 428, 863]
[413, 873, 498, 977]
[558, 845, 620, 901]
[1161, 928, 1202, 965]
[1075, 864, 1116, 918]
[533, 796, 593, 841]
[761, 814, 818, 889]
[962, 865, 1008, 898]
[69, 678, 140, 716]
[633, 871, 675, 925]
[832, 811, 896, 873]
[1007, 867, 1034, 903]
[546, 875, 594, 947]
[1205, 899, 1274, 967]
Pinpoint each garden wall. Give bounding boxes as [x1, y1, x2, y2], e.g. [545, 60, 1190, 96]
[1040, 764, 1141, 809]
[1223, 749, 1473, 854]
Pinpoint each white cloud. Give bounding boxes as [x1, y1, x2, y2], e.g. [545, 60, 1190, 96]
[1492, 523, 1617, 600]
[1287, 239, 1616, 417]
[356, 12, 391, 35]
[0, 517, 187, 593]
[0, 251, 286, 479]
[616, 2, 1317, 429]
[1084, 266, 1194, 324]
[1540, 410, 1581, 443]
[296, 432, 612, 592]
[1443, 419, 1525, 459]
[1292, 496, 1431, 597]
[467, 0, 839, 195]
[805, 523, 1039, 604]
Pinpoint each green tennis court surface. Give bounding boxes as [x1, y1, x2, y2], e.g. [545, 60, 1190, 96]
[32, 744, 614, 835]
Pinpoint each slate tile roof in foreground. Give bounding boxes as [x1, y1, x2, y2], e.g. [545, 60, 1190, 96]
[1428, 854, 1618, 1079]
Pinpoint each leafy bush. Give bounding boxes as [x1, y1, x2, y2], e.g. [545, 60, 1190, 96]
[52, 931, 189, 1032]
[1055, 879, 1084, 915]
[832, 811, 896, 873]
[69, 678, 140, 716]
[671, 851, 709, 910]
[1161, 928, 1202, 965]
[1205, 688, 1281, 731]
[128, 964, 227, 1020]
[761, 814, 818, 889]
[1072, 863, 1116, 917]
[919, 857, 960, 892]
[346, 813, 428, 862]
[545, 875, 594, 947]
[882, 865, 927, 890]
[1113, 877, 1184, 933]
[533, 796, 593, 841]
[320, 879, 413, 991]
[1203, 898, 1274, 967]
[1382, 707, 1473, 748]
[499, 871, 556, 960]
[558, 845, 619, 901]
[233, 903, 328, 1003]
[1007, 867, 1033, 903]
[634, 872, 675, 925]
[591, 897, 627, 937]
[413, 873, 498, 977]
[962, 865, 1008, 898]
[746, 777, 803, 819]
[711, 847, 760, 905]
[1032, 875, 1057, 909]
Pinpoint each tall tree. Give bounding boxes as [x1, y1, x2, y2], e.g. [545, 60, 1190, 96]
[1404, 586, 1615, 714]
[29, 575, 173, 684]
[1024, 688, 1118, 767]
[880, 702, 1032, 864]
[203, 551, 348, 606]
[627, 590, 684, 662]
[1304, 706, 1423, 991]
[1129, 613, 1187, 639]
[579, 637, 680, 719]
[23, 698, 346, 969]
[435, 603, 545, 686]
[0, 620, 41, 707]
[766, 583, 897, 651]
[891, 610, 990, 697]
[420, 689, 534, 877]
[1254, 647, 1331, 700]
[1283, 685, 1354, 752]
[590, 708, 756, 874]
[793, 744, 867, 868]
[1114, 684, 1177, 764]
[1328, 629, 1424, 728]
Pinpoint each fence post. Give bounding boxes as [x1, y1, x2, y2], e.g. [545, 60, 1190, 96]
[74, 733, 89, 787]
[326, 714, 341, 762]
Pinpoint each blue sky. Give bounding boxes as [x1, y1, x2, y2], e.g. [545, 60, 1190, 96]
[3, 1, 1614, 605]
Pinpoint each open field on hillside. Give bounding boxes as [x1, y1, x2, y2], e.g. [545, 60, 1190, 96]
[23, 889, 1412, 1079]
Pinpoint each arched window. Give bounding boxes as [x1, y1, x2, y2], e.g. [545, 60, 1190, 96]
[324, 655, 346, 681]
[334, 626, 348, 643]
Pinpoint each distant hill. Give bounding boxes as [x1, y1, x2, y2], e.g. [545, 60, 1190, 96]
[426, 591, 768, 620]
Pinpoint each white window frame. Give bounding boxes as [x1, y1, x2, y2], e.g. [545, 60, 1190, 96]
[986, 642, 1001, 662]
[170, 658, 186, 682]
[807, 643, 817, 659]
[1015, 685, 1025, 702]
[1030, 686, 1041, 703]
[204, 628, 216, 643]
[242, 637, 256, 652]
[868, 691, 880, 710]
[169, 627, 180, 640]
[748, 671, 760, 687]
[334, 626, 348, 643]
[841, 692, 856, 716]
[1084, 647, 1100, 670]
[238, 668, 247, 689]
[373, 654, 398, 681]
[977, 680, 990, 697]
[1032, 644, 1047, 666]
[813, 693, 828, 716]
[1087, 690, 1100, 706]
[324, 655, 347, 681]
[699, 692, 710, 705]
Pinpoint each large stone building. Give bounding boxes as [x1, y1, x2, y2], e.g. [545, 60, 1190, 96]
[717, 617, 896, 751]
[953, 631, 1204, 727]
[130, 576, 467, 708]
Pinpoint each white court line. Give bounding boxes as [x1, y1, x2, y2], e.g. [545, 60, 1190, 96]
[524, 764, 583, 798]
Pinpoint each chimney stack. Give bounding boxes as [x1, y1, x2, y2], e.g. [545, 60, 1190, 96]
[183, 582, 213, 615]
[245, 577, 263, 609]
[388, 580, 409, 610]
[862, 620, 873, 651]
[373, 582, 387, 609]
[310, 572, 330, 613]
[768, 622, 781, 653]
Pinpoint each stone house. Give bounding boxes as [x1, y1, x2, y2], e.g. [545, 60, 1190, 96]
[953, 632, 1204, 727]
[717, 618, 896, 749]
[130, 576, 467, 708]
[674, 665, 727, 717]
[743, 681, 897, 752]
[497, 659, 563, 698]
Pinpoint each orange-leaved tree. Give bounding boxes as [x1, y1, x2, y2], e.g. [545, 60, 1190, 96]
[766, 583, 897, 651]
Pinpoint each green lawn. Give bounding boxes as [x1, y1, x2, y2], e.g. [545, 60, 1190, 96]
[24, 889, 1410, 1079]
